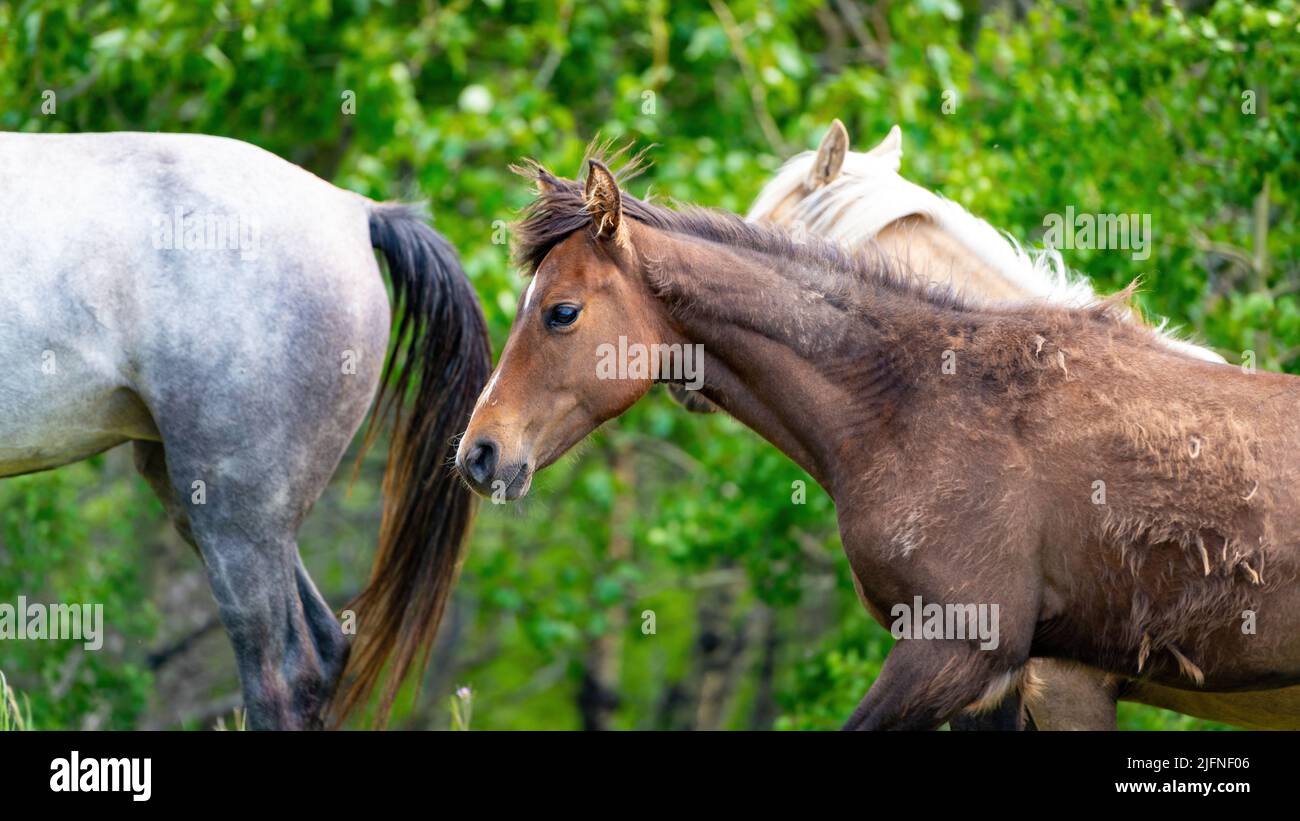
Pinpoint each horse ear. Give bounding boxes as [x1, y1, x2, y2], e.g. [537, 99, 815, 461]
[585, 160, 623, 239]
[866, 125, 903, 162]
[535, 168, 560, 195]
[807, 119, 849, 189]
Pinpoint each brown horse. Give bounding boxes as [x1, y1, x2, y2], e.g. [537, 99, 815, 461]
[457, 149, 1300, 730]
[738, 122, 1300, 729]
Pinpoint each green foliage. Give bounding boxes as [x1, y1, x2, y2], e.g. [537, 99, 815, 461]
[0, 461, 159, 728]
[1, 0, 1294, 729]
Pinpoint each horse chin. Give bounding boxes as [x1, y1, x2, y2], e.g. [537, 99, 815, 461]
[495, 462, 533, 501]
[458, 461, 533, 502]
[507, 468, 533, 500]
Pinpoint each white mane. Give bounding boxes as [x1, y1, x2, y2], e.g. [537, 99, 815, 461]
[747, 129, 1224, 363]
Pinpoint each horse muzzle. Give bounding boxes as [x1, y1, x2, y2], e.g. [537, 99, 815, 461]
[456, 436, 533, 501]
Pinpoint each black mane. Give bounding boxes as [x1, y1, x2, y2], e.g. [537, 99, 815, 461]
[511, 142, 974, 314]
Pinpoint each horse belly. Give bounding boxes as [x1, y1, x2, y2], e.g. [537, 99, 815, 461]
[0, 370, 157, 477]
[1126, 681, 1300, 730]
[0, 433, 127, 478]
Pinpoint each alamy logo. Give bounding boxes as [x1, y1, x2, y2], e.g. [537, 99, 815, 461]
[890, 595, 1000, 650]
[151, 206, 261, 261]
[0, 596, 103, 651]
[50, 751, 151, 802]
[1042, 206, 1152, 261]
[595, 335, 705, 391]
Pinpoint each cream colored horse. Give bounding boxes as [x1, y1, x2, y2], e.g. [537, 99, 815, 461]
[748, 121, 1221, 362]
[743, 121, 1300, 730]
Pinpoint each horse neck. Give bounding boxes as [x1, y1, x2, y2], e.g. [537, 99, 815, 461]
[633, 223, 945, 493]
[873, 215, 1032, 302]
[796, 173, 1225, 363]
[793, 169, 1071, 305]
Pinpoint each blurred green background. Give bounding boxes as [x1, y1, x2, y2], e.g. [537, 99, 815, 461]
[0, 0, 1296, 730]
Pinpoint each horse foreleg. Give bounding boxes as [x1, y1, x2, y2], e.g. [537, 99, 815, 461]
[948, 687, 1029, 731]
[843, 639, 1025, 731]
[1023, 659, 1119, 730]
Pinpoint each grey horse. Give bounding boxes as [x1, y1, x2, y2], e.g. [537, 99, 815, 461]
[0, 132, 490, 729]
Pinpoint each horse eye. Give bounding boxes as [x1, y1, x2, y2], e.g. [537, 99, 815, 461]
[546, 304, 581, 328]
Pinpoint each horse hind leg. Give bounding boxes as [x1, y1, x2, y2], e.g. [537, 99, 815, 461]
[163, 458, 348, 730]
[133, 441, 197, 549]
[140, 399, 366, 730]
[134, 438, 349, 727]
[294, 553, 350, 723]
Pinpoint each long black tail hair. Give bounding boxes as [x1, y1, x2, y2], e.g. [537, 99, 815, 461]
[333, 202, 491, 726]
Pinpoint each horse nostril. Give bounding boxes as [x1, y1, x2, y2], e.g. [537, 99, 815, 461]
[465, 439, 498, 487]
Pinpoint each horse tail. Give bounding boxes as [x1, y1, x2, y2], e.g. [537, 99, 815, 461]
[333, 201, 491, 727]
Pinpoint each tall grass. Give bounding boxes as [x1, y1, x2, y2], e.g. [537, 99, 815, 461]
[213, 707, 247, 731]
[0, 670, 32, 731]
[450, 686, 473, 731]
